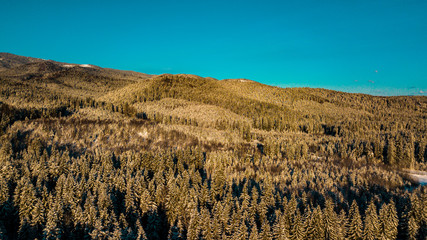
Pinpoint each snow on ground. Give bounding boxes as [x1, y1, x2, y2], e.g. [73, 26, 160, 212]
[138, 130, 149, 139]
[237, 79, 253, 83]
[404, 170, 427, 185]
[80, 64, 92, 68]
[63, 64, 75, 68]
[409, 173, 427, 185]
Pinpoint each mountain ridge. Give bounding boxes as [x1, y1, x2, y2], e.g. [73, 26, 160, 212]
[2, 52, 422, 99]
[0, 53, 425, 133]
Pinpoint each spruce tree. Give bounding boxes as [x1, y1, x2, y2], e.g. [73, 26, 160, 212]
[363, 201, 379, 240]
[337, 209, 348, 240]
[290, 209, 304, 240]
[378, 201, 398, 240]
[324, 199, 339, 240]
[386, 139, 396, 166]
[187, 208, 200, 240]
[272, 210, 290, 239]
[347, 200, 363, 240]
[248, 216, 259, 240]
[135, 220, 148, 240]
[260, 218, 272, 240]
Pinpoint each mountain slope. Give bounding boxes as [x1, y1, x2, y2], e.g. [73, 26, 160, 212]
[0, 52, 45, 70]
[0, 53, 153, 108]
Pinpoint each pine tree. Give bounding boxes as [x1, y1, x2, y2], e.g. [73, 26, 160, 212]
[211, 216, 222, 239]
[272, 210, 290, 240]
[395, 134, 405, 166]
[416, 140, 425, 163]
[373, 139, 383, 163]
[135, 219, 148, 240]
[324, 199, 339, 240]
[363, 201, 379, 240]
[304, 206, 324, 240]
[0, 141, 12, 163]
[234, 219, 249, 240]
[386, 139, 396, 166]
[260, 218, 273, 240]
[407, 215, 419, 240]
[406, 195, 422, 240]
[290, 205, 304, 240]
[301, 142, 309, 160]
[337, 209, 348, 240]
[187, 208, 200, 240]
[201, 209, 214, 240]
[378, 201, 398, 240]
[347, 200, 363, 240]
[43, 206, 62, 240]
[249, 225, 259, 240]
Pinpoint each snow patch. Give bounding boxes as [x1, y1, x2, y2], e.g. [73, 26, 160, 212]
[409, 173, 427, 185]
[404, 170, 427, 185]
[237, 79, 251, 83]
[138, 130, 149, 139]
[63, 64, 75, 68]
[80, 64, 92, 68]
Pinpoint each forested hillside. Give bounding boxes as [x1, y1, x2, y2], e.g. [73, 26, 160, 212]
[0, 53, 426, 239]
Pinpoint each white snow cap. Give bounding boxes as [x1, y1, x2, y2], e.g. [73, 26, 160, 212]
[80, 64, 92, 68]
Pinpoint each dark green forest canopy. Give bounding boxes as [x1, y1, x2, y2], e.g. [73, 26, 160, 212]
[0, 53, 426, 239]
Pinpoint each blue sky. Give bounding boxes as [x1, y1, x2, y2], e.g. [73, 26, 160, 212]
[1, 0, 426, 96]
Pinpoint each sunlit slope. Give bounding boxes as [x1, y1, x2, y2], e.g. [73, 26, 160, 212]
[0, 57, 152, 108]
[99, 74, 300, 128]
[1, 53, 425, 139]
[0, 52, 45, 70]
[98, 73, 426, 137]
[220, 79, 426, 130]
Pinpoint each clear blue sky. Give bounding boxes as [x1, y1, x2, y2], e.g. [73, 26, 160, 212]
[1, 0, 426, 96]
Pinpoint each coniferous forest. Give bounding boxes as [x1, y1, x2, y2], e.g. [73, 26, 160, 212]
[0, 53, 426, 239]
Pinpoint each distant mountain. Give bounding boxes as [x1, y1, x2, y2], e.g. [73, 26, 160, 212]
[0, 52, 45, 70]
[0, 52, 153, 108]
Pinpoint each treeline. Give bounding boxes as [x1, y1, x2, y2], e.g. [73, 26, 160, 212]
[0, 102, 70, 135]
